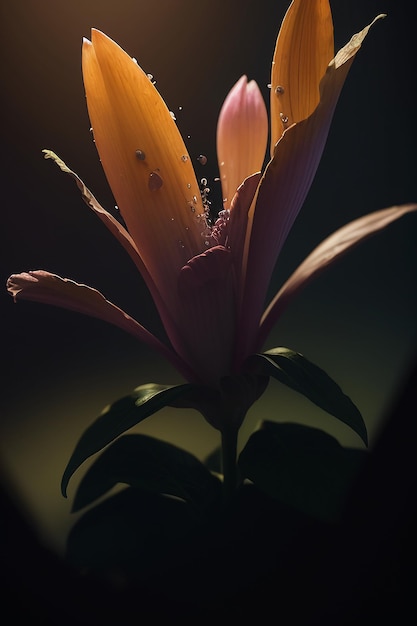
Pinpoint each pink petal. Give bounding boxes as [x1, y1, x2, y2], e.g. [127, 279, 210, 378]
[216, 76, 268, 211]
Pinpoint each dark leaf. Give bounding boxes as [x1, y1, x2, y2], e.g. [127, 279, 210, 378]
[238, 421, 367, 522]
[72, 434, 221, 513]
[246, 348, 367, 445]
[204, 446, 222, 474]
[66, 487, 199, 583]
[61, 382, 198, 497]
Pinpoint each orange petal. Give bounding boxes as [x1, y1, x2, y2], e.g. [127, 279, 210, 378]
[216, 76, 268, 210]
[259, 204, 417, 346]
[270, 0, 334, 153]
[82, 30, 204, 308]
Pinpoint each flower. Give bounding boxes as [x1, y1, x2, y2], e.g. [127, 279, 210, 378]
[7, 0, 416, 425]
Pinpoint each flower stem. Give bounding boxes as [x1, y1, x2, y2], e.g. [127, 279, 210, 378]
[221, 426, 239, 506]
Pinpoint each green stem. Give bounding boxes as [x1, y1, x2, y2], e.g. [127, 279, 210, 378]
[221, 426, 239, 506]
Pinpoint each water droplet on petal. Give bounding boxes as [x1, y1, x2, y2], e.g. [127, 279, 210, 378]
[135, 149, 146, 160]
[275, 85, 285, 95]
[181, 154, 189, 162]
[197, 154, 207, 165]
[148, 171, 163, 191]
[187, 183, 191, 189]
[280, 112, 289, 124]
[170, 111, 177, 121]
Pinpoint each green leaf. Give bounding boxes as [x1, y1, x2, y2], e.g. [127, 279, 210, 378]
[238, 421, 367, 522]
[246, 348, 367, 445]
[61, 382, 198, 497]
[71, 434, 222, 513]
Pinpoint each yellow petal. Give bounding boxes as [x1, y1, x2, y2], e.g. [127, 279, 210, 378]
[216, 75, 268, 210]
[82, 30, 204, 305]
[270, 0, 334, 153]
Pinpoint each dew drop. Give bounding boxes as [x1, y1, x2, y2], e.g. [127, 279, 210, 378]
[197, 154, 208, 165]
[275, 85, 285, 95]
[148, 170, 163, 191]
[170, 111, 177, 121]
[181, 154, 189, 162]
[187, 183, 191, 189]
[280, 112, 289, 124]
[135, 149, 146, 160]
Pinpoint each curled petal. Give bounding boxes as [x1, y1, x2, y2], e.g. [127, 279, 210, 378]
[179, 245, 232, 292]
[217, 75, 268, 210]
[270, 0, 334, 151]
[258, 204, 417, 347]
[42, 150, 146, 276]
[177, 247, 236, 386]
[7, 270, 194, 381]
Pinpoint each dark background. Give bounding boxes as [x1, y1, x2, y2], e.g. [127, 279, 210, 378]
[1, 0, 416, 555]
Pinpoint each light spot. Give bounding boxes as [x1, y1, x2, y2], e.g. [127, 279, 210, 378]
[181, 154, 189, 162]
[280, 112, 289, 124]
